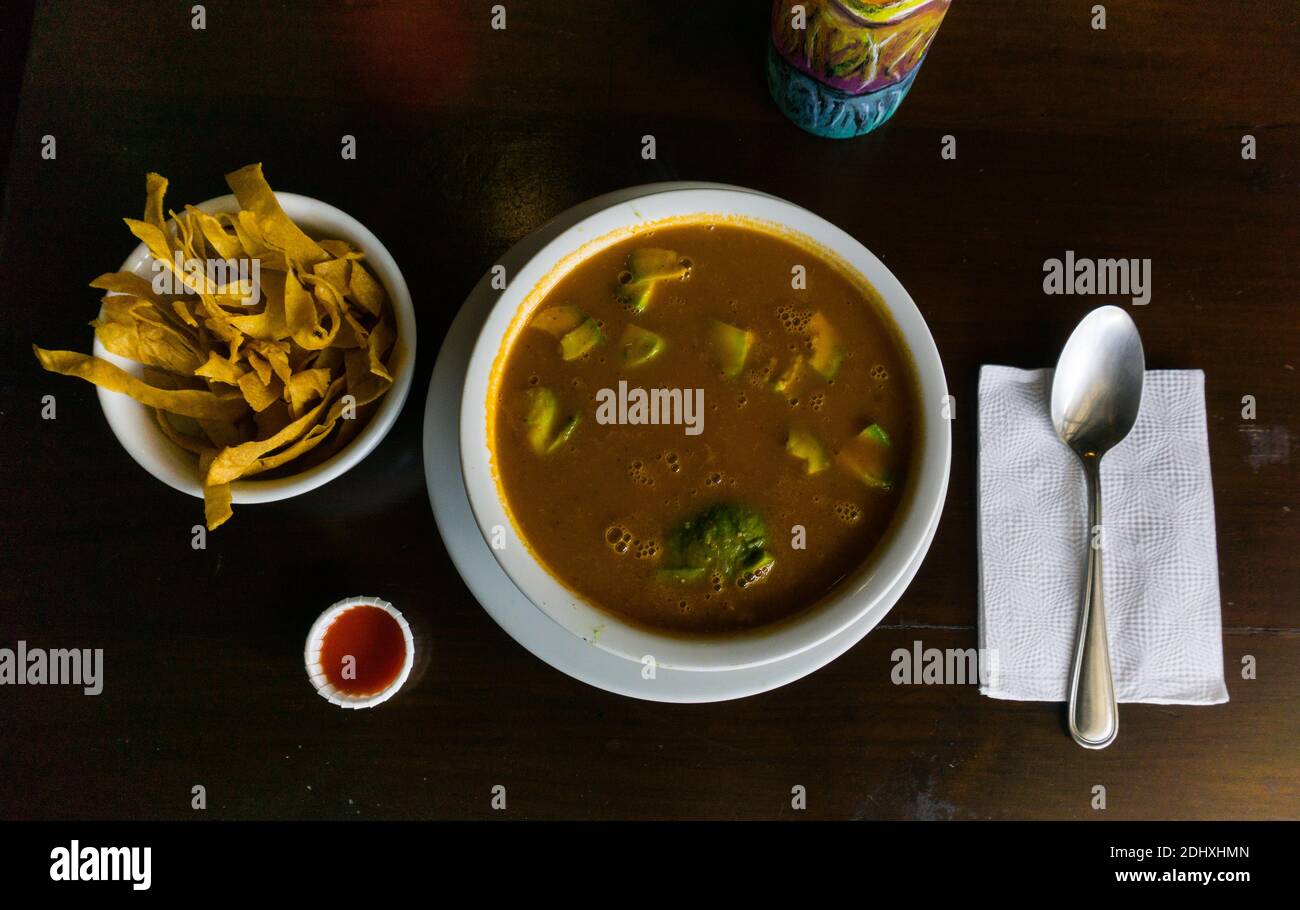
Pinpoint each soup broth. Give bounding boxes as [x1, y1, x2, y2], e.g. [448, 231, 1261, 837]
[490, 220, 918, 634]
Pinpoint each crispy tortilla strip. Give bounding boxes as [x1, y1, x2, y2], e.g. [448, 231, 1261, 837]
[204, 483, 233, 531]
[282, 269, 318, 342]
[185, 206, 244, 261]
[245, 350, 272, 386]
[123, 217, 205, 293]
[198, 418, 243, 449]
[90, 271, 162, 301]
[318, 238, 364, 260]
[334, 307, 368, 349]
[230, 210, 290, 271]
[199, 449, 233, 531]
[34, 346, 248, 420]
[312, 257, 351, 297]
[343, 347, 392, 407]
[193, 351, 246, 385]
[154, 409, 214, 456]
[366, 308, 396, 382]
[171, 299, 199, 327]
[294, 273, 342, 350]
[224, 163, 328, 268]
[205, 377, 344, 485]
[284, 367, 331, 416]
[253, 399, 293, 440]
[96, 294, 166, 328]
[241, 419, 337, 477]
[348, 260, 386, 317]
[93, 317, 203, 375]
[144, 173, 169, 233]
[226, 270, 288, 340]
[237, 369, 283, 412]
[248, 339, 292, 385]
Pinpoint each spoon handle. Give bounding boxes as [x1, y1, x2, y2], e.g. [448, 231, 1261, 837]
[1069, 457, 1119, 749]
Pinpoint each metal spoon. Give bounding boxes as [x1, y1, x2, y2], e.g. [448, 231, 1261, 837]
[1050, 306, 1145, 750]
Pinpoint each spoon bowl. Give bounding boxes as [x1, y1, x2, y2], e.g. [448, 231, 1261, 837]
[1051, 306, 1146, 458]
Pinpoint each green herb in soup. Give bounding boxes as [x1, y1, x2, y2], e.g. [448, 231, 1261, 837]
[491, 221, 917, 634]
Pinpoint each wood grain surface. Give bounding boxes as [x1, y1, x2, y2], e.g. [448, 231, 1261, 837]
[0, 0, 1295, 820]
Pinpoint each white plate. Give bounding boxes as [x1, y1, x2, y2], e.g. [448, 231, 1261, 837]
[423, 182, 945, 702]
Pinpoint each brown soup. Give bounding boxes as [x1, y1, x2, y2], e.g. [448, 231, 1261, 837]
[490, 220, 918, 634]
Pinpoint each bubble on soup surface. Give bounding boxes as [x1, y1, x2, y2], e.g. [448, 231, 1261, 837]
[628, 460, 656, 487]
[870, 364, 889, 382]
[809, 392, 825, 411]
[833, 501, 862, 524]
[777, 304, 812, 334]
[606, 525, 635, 554]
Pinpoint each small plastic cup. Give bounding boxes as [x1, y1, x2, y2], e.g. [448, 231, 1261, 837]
[304, 596, 414, 709]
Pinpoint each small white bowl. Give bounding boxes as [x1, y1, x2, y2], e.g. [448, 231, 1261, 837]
[304, 596, 414, 709]
[92, 192, 416, 505]
[460, 186, 951, 672]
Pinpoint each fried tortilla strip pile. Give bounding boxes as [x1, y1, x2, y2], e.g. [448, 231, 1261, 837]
[34, 164, 398, 529]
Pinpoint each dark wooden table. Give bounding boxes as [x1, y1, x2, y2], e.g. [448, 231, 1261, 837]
[1, 0, 1296, 820]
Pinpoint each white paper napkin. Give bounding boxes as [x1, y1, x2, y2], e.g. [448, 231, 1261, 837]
[977, 366, 1228, 705]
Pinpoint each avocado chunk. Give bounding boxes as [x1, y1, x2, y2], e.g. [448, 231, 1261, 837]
[862, 422, 890, 447]
[617, 278, 655, 313]
[532, 305, 585, 337]
[559, 318, 603, 361]
[546, 413, 580, 454]
[523, 387, 580, 454]
[533, 306, 603, 360]
[617, 249, 687, 312]
[662, 504, 770, 584]
[837, 421, 893, 490]
[807, 312, 844, 380]
[709, 319, 753, 377]
[657, 566, 708, 584]
[786, 427, 829, 474]
[628, 248, 687, 281]
[772, 354, 805, 395]
[620, 324, 665, 367]
[523, 387, 559, 454]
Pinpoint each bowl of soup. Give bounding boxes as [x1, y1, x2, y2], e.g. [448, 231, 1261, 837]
[461, 187, 949, 671]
